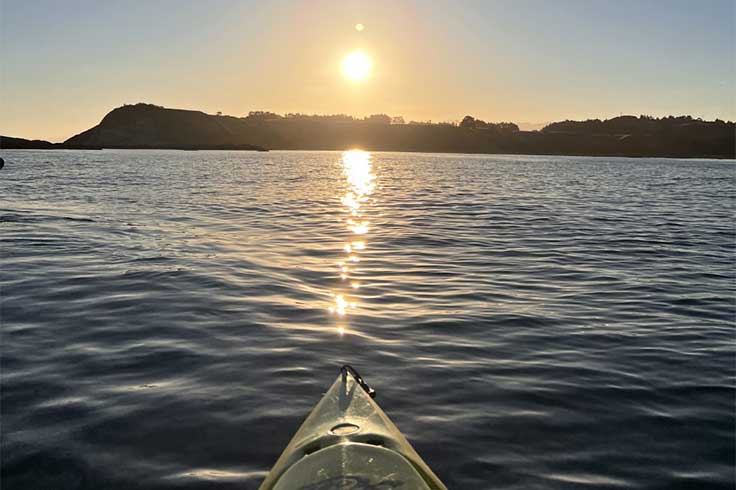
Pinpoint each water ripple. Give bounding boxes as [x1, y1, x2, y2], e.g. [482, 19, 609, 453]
[1, 150, 733, 489]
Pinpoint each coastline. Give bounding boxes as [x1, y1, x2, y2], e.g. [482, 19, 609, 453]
[2, 146, 733, 160]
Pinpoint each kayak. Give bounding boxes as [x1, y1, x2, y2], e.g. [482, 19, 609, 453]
[258, 365, 447, 490]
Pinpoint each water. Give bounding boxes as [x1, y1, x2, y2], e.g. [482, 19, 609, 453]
[1, 150, 733, 490]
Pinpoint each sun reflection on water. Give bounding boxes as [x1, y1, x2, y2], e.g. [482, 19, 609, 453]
[329, 150, 376, 334]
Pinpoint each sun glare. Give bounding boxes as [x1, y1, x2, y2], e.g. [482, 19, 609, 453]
[342, 51, 372, 82]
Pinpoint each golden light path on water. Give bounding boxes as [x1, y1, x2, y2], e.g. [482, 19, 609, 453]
[329, 150, 375, 335]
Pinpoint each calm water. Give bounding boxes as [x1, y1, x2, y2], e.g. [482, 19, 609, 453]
[1, 150, 734, 489]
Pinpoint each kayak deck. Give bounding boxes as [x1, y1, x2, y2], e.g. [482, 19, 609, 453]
[259, 367, 447, 490]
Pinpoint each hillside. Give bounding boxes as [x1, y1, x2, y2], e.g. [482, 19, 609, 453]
[64, 105, 265, 150]
[56, 103, 736, 158]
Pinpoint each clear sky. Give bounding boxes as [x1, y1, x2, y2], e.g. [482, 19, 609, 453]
[1, 0, 734, 141]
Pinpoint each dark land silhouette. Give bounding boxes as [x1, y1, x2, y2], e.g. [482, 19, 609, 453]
[3, 103, 734, 158]
[1, 135, 65, 149]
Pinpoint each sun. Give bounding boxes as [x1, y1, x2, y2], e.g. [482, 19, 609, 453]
[342, 51, 372, 82]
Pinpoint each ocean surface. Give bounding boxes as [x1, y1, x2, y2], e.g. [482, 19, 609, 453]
[1, 150, 734, 490]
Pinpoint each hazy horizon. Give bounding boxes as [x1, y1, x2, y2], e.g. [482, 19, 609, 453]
[2, 0, 734, 142]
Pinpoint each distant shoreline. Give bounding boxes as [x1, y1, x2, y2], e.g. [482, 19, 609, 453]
[2, 146, 733, 161]
[0, 137, 267, 152]
[3, 103, 734, 159]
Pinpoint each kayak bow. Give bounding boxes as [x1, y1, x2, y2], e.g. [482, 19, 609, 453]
[259, 366, 447, 490]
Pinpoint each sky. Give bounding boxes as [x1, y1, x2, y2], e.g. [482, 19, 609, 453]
[1, 0, 734, 142]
